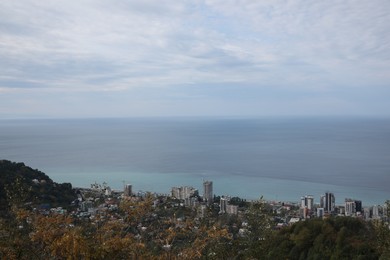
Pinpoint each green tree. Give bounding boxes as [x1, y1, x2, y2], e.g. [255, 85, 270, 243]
[374, 200, 390, 259]
[241, 197, 273, 258]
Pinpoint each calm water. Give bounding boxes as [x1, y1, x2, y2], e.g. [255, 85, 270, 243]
[1, 117, 389, 206]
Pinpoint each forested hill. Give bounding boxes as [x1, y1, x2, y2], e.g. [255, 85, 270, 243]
[0, 160, 76, 213]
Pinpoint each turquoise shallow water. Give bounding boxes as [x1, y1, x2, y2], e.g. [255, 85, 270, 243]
[46, 168, 389, 206]
[1, 117, 389, 206]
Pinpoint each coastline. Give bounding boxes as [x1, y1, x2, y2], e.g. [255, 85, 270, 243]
[48, 169, 389, 207]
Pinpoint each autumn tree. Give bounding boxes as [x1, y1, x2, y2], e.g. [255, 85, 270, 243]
[0, 177, 38, 259]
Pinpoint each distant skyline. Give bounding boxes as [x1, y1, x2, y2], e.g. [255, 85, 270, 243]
[1, 0, 390, 118]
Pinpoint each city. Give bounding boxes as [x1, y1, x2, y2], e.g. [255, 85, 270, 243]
[1, 160, 389, 259]
[73, 180, 388, 225]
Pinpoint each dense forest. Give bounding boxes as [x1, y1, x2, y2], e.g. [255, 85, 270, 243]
[0, 160, 389, 259]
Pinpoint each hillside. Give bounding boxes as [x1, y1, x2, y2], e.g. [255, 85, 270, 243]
[0, 160, 76, 213]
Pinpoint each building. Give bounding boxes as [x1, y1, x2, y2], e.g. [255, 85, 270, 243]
[104, 186, 112, 196]
[337, 206, 345, 216]
[218, 196, 238, 215]
[300, 195, 314, 218]
[345, 198, 362, 216]
[171, 186, 197, 200]
[364, 207, 370, 219]
[124, 184, 132, 197]
[203, 180, 213, 206]
[384, 203, 389, 221]
[372, 205, 380, 219]
[184, 197, 199, 208]
[301, 195, 314, 210]
[355, 200, 362, 213]
[219, 197, 229, 214]
[226, 204, 238, 215]
[320, 192, 335, 214]
[317, 208, 324, 218]
[345, 199, 356, 216]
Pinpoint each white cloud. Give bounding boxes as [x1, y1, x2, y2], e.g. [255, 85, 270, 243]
[204, 0, 390, 67]
[0, 0, 389, 117]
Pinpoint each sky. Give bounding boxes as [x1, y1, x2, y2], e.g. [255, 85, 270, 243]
[0, 0, 389, 118]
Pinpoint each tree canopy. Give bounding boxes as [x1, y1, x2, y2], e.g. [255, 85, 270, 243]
[0, 160, 76, 214]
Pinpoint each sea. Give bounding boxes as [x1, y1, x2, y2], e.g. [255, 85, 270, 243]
[1, 117, 389, 206]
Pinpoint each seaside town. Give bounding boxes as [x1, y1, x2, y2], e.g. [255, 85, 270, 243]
[2, 0, 390, 258]
[0, 160, 389, 259]
[73, 179, 387, 224]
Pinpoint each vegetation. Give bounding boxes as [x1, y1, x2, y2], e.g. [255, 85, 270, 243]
[265, 217, 378, 259]
[0, 160, 76, 215]
[1, 160, 389, 259]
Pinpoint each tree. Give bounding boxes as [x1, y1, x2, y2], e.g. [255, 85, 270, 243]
[374, 200, 390, 259]
[241, 197, 273, 258]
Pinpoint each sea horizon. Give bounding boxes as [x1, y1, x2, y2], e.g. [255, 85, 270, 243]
[1, 116, 389, 206]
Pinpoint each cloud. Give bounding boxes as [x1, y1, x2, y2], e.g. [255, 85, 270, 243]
[0, 0, 389, 117]
[204, 1, 390, 78]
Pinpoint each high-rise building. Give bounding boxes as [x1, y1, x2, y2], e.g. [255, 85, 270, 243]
[219, 196, 229, 214]
[345, 198, 362, 216]
[171, 187, 181, 199]
[345, 199, 356, 216]
[203, 180, 213, 206]
[372, 205, 380, 219]
[171, 186, 197, 200]
[301, 195, 314, 209]
[320, 192, 335, 214]
[124, 184, 132, 197]
[300, 195, 314, 218]
[355, 200, 362, 213]
[307, 196, 314, 210]
[219, 196, 238, 215]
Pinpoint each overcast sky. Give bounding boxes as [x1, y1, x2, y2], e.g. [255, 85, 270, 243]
[0, 0, 389, 118]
